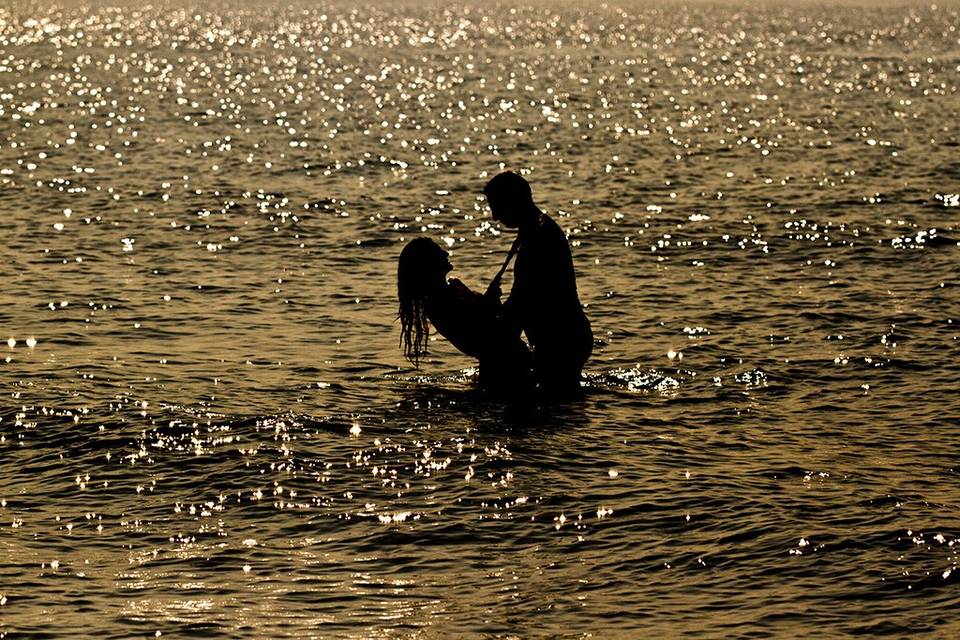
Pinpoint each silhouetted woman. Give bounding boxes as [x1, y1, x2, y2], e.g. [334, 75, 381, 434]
[398, 237, 532, 394]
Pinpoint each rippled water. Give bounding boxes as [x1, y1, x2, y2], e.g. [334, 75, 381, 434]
[2, 0, 960, 636]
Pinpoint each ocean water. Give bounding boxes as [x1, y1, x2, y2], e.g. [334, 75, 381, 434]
[1, 0, 959, 636]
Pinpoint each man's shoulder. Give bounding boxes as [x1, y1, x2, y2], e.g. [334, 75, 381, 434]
[517, 213, 571, 266]
[533, 212, 564, 237]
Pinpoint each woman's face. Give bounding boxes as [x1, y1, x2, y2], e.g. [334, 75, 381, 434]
[434, 245, 452, 276]
[422, 242, 452, 279]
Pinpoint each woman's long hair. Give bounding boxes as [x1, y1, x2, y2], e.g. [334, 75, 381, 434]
[397, 238, 439, 366]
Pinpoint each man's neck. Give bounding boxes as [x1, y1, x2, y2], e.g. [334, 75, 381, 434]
[517, 206, 541, 234]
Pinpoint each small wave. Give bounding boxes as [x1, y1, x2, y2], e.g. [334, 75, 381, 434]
[587, 366, 683, 394]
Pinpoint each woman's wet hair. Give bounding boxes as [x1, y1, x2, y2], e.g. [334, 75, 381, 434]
[397, 237, 444, 365]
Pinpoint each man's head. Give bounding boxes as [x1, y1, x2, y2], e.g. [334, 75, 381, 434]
[484, 171, 535, 228]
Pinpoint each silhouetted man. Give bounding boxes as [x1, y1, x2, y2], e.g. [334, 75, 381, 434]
[484, 171, 592, 397]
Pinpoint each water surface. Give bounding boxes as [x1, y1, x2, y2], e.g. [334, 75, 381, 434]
[1, 1, 960, 637]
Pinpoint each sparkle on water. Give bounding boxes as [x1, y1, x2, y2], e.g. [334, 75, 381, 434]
[1, 0, 960, 637]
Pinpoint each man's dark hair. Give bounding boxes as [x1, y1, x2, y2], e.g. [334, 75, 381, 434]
[484, 171, 533, 205]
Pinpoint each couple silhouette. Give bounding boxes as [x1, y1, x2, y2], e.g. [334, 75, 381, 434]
[398, 172, 593, 400]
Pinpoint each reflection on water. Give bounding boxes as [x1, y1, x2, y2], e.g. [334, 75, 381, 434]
[2, 0, 960, 637]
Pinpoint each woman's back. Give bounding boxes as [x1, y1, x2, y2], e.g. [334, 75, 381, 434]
[425, 279, 532, 393]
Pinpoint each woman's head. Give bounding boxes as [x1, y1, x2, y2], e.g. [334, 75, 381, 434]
[398, 238, 451, 365]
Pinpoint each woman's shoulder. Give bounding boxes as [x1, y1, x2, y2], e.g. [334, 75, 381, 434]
[448, 278, 483, 301]
[427, 278, 480, 306]
[448, 277, 470, 291]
